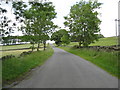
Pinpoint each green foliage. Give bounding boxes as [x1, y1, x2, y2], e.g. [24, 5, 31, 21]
[51, 29, 70, 46]
[12, 1, 27, 21]
[61, 35, 70, 46]
[1, 54, 15, 60]
[12, 1, 57, 51]
[98, 34, 104, 38]
[2, 36, 20, 45]
[0, 6, 13, 37]
[59, 47, 119, 78]
[64, 0, 102, 47]
[2, 46, 54, 85]
[0, 2, 24, 37]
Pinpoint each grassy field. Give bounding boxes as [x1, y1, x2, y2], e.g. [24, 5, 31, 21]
[1, 48, 44, 58]
[1, 49, 31, 58]
[0, 44, 44, 58]
[0, 43, 39, 51]
[90, 37, 117, 46]
[59, 47, 119, 78]
[2, 46, 54, 86]
[68, 36, 117, 46]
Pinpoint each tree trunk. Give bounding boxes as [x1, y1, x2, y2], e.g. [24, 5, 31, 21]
[43, 41, 46, 51]
[78, 41, 81, 48]
[37, 43, 40, 51]
[32, 43, 34, 52]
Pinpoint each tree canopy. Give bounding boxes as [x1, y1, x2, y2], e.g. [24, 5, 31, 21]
[51, 29, 70, 46]
[64, 0, 102, 47]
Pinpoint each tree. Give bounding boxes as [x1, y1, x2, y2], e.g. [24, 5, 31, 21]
[51, 29, 70, 46]
[64, 0, 102, 47]
[0, 6, 10, 37]
[61, 35, 70, 46]
[98, 34, 104, 38]
[12, 1, 57, 51]
[28, 2, 57, 50]
[2, 36, 10, 45]
[0, 2, 24, 45]
[42, 34, 49, 50]
[0, 7, 17, 45]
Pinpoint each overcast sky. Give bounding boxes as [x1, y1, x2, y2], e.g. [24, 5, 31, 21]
[1, 0, 119, 37]
[50, 0, 119, 37]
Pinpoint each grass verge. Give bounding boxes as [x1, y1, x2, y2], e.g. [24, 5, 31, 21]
[0, 60, 2, 89]
[2, 46, 54, 86]
[59, 47, 119, 78]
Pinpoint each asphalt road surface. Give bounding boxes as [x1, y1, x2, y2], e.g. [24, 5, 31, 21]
[13, 45, 118, 88]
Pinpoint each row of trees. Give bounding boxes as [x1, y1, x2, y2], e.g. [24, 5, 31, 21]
[12, 1, 57, 51]
[0, 1, 57, 51]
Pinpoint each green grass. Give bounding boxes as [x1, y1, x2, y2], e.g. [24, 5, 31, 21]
[68, 37, 117, 46]
[90, 37, 118, 46]
[0, 60, 2, 89]
[59, 47, 119, 78]
[2, 46, 54, 85]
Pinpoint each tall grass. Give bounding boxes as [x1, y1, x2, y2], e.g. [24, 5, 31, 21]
[2, 46, 54, 85]
[59, 47, 119, 78]
[0, 60, 2, 89]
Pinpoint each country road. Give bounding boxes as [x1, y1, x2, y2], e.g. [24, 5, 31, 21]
[13, 45, 118, 88]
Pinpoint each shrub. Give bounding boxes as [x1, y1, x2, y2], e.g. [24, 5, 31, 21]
[19, 51, 32, 57]
[0, 55, 15, 60]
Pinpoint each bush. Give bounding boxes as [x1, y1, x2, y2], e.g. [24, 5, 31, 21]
[19, 51, 32, 57]
[29, 46, 36, 50]
[0, 55, 15, 60]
